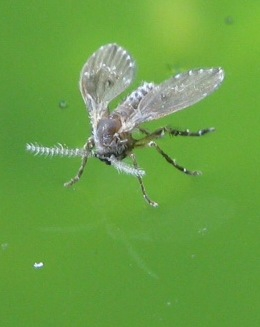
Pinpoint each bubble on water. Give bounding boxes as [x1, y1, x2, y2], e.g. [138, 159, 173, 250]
[225, 16, 234, 25]
[1, 243, 8, 251]
[59, 100, 68, 109]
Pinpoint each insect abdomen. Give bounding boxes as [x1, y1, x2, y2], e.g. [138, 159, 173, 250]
[125, 82, 155, 109]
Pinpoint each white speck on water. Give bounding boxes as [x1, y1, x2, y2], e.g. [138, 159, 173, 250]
[33, 262, 44, 269]
[198, 227, 208, 235]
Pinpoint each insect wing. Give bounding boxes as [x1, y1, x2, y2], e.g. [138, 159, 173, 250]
[120, 68, 224, 132]
[80, 44, 136, 125]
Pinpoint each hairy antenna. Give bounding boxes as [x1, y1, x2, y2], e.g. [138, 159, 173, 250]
[26, 143, 88, 158]
[108, 156, 145, 177]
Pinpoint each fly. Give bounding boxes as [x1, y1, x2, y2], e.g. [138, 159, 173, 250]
[26, 44, 225, 207]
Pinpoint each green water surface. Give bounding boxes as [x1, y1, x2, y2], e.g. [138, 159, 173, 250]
[1, 1, 259, 326]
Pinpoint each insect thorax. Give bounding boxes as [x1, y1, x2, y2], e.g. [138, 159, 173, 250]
[94, 116, 134, 163]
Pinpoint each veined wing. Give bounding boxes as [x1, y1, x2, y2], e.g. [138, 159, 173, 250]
[80, 43, 136, 126]
[119, 68, 224, 133]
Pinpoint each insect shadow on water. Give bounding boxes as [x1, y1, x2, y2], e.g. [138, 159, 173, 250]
[105, 224, 159, 279]
[39, 217, 159, 279]
[26, 44, 224, 206]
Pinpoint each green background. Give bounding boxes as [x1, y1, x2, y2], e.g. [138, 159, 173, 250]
[1, 1, 259, 326]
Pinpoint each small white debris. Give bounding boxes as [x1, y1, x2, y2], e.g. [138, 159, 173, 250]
[33, 262, 44, 269]
[198, 227, 208, 235]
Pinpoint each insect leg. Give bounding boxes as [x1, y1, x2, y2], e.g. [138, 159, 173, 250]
[134, 128, 165, 147]
[130, 153, 158, 207]
[163, 127, 215, 137]
[64, 140, 93, 187]
[148, 141, 202, 176]
[64, 155, 88, 187]
[138, 128, 150, 136]
[137, 127, 214, 146]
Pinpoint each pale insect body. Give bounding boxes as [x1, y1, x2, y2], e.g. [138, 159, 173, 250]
[26, 44, 225, 207]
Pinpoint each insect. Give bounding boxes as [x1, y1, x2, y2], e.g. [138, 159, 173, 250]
[26, 43, 224, 207]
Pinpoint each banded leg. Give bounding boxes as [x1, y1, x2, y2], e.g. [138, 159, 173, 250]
[64, 155, 88, 187]
[148, 141, 202, 176]
[64, 140, 93, 187]
[130, 153, 158, 207]
[135, 127, 215, 147]
[164, 127, 215, 137]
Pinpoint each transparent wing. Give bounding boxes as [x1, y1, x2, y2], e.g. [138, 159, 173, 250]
[80, 43, 136, 126]
[119, 68, 224, 132]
